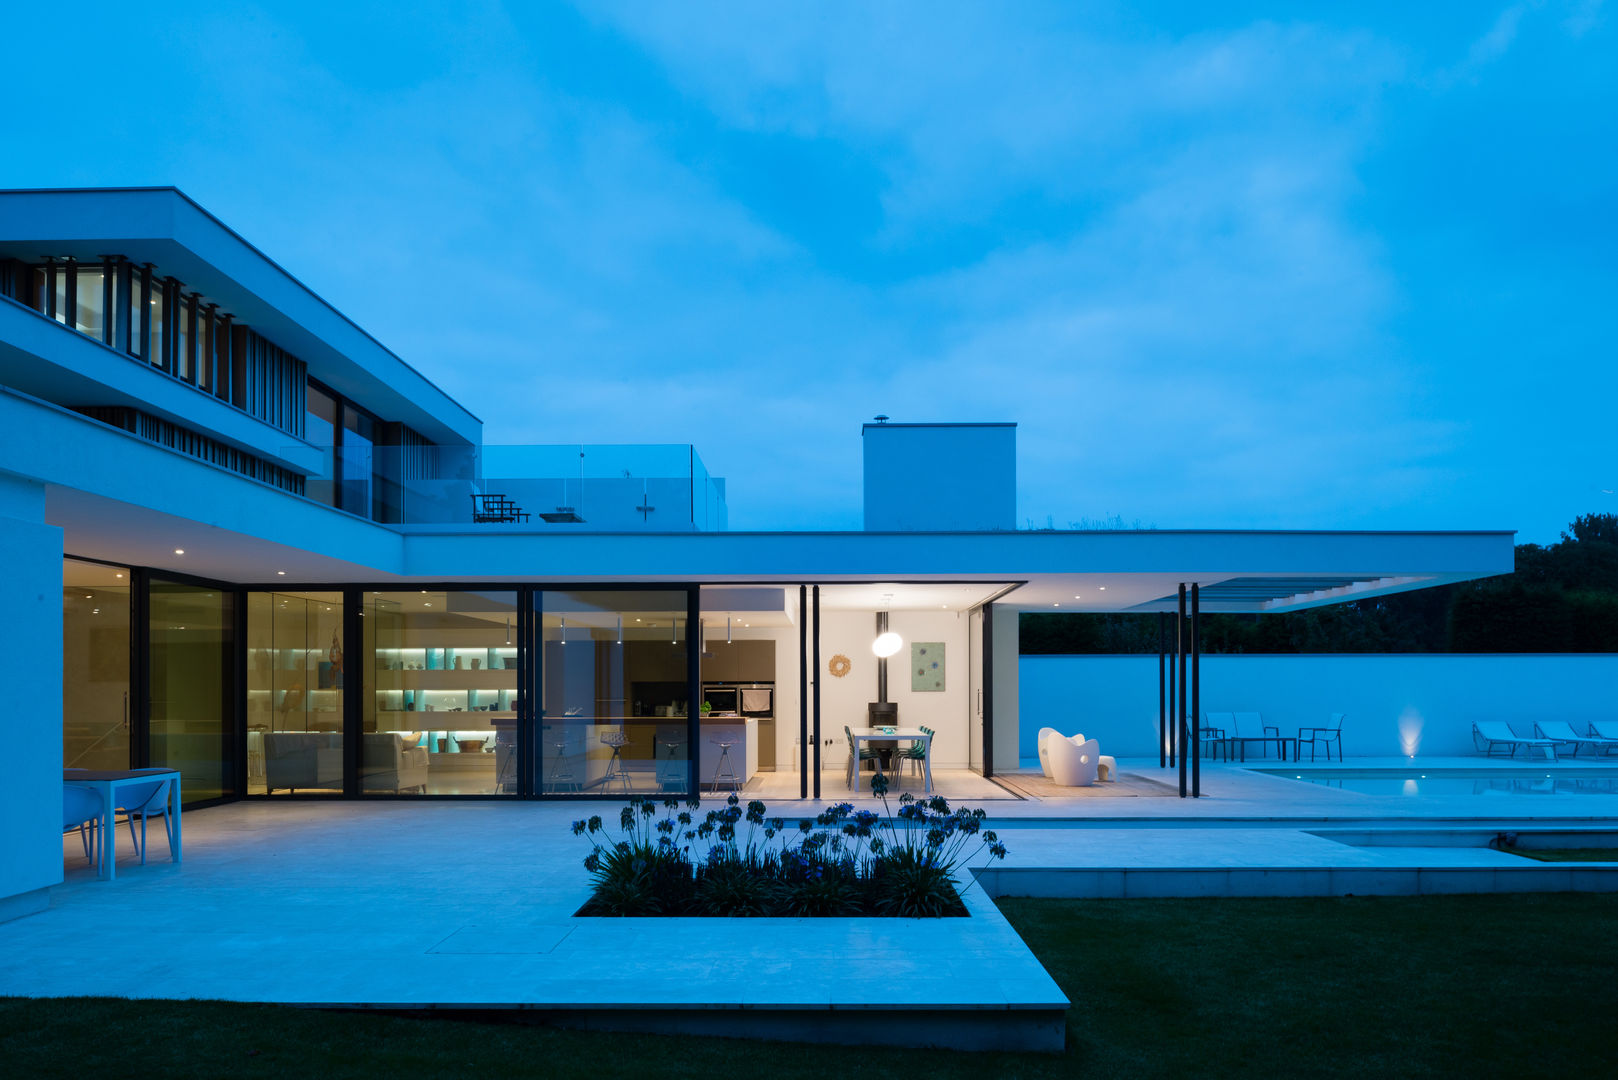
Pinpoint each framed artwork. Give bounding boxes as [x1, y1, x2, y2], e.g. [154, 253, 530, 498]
[911, 642, 945, 692]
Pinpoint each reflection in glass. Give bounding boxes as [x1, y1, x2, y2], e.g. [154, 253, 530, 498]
[539, 590, 691, 796]
[147, 285, 165, 369]
[176, 296, 192, 382]
[306, 383, 338, 507]
[248, 592, 345, 795]
[148, 579, 235, 805]
[74, 268, 105, 339]
[341, 407, 374, 517]
[363, 590, 517, 795]
[62, 559, 131, 770]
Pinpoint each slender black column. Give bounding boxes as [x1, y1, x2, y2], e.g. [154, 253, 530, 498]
[799, 584, 809, 800]
[1171, 605, 1184, 764]
[1177, 583, 1188, 798]
[875, 610, 889, 703]
[1158, 612, 1167, 769]
[342, 588, 362, 797]
[812, 586, 822, 800]
[686, 586, 701, 798]
[1191, 583, 1201, 798]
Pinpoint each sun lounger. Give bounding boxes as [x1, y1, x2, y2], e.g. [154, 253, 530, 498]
[1472, 721, 1557, 760]
[1586, 721, 1618, 755]
[1534, 721, 1615, 757]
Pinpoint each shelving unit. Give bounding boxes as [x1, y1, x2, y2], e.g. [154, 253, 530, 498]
[371, 642, 518, 770]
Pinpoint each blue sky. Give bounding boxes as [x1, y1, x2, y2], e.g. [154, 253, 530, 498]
[4, 2, 1613, 540]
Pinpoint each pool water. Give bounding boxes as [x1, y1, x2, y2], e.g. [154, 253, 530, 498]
[1257, 769, 1618, 797]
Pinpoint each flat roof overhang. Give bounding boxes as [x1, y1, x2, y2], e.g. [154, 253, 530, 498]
[16, 391, 1516, 610]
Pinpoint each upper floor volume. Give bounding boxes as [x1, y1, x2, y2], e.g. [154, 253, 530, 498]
[0, 187, 727, 532]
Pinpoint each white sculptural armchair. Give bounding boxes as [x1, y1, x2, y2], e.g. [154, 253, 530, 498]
[1048, 736, 1101, 787]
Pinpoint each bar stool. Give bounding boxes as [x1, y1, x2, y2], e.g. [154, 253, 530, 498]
[656, 736, 685, 791]
[710, 738, 740, 793]
[546, 738, 580, 792]
[601, 729, 632, 793]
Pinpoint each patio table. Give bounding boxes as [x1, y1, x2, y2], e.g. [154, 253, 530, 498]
[848, 727, 933, 793]
[63, 768, 182, 880]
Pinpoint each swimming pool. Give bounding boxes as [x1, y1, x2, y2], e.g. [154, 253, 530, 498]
[1254, 768, 1618, 796]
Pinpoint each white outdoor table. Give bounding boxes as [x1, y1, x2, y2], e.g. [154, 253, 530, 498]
[848, 726, 933, 793]
[63, 768, 182, 880]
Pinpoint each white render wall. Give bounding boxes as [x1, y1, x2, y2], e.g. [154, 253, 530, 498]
[1019, 653, 1618, 761]
[0, 474, 63, 919]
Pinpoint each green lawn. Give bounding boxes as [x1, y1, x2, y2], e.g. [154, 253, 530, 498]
[3, 893, 1614, 1079]
[1501, 846, 1618, 863]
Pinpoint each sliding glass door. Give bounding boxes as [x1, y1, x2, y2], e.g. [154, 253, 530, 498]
[62, 558, 131, 770]
[536, 589, 695, 796]
[247, 591, 346, 795]
[148, 578, 237, 804]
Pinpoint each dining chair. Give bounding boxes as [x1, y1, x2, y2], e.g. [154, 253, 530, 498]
[116, 779, 175, 864]
[63, 784, 101, 866]
[899, 725, 934, 782]
[844, 725, 880, 789]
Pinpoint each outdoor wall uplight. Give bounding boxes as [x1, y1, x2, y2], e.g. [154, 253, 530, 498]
[872, 631, 903, 658]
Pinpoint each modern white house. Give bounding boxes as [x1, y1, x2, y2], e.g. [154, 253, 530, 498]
[0, 187, 1516, 923]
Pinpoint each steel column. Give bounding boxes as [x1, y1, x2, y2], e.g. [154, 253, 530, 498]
[1177, 583, 1188, 798]
[811, 585, 822, 800]
[1191, 583, 1201, 798]
[1157, 611, 1167, 769]
[799, 585, 809, 799]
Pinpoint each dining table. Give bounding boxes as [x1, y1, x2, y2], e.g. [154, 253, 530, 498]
[63, 768, 183, 880]
[848, 726, 933, 793]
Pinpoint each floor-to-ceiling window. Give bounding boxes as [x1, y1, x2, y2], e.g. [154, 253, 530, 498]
[62, 558, 131, 770]
[538, 589, 693, 796]
[363, 590, 517, 795]
[149, 578, 236, 805]
[247, 591, 345, 795]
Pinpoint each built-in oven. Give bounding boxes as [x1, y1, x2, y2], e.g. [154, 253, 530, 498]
[701, 686, 739, 715]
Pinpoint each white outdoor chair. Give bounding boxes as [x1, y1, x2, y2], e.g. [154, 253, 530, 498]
[1229, 712, 1281, 761]
[1037, 727, 1074, 778]
[1048, 736, 1100, 787]
[1202, 712, 1234, 760]
[115, 778, 175, 864]
[1297, 713, 1346, 762]
[63, 784, 100, 866]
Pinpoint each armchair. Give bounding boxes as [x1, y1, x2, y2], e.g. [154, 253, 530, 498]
[363, 732, 429, 793]
[263, 732, 343, 793]
[1047, 736, 1101, 787]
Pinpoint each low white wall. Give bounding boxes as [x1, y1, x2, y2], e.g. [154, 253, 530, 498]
[1019, 654, 1618, 761]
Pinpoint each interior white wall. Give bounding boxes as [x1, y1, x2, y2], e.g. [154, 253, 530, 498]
[1019, 653, 1618, 760]
[702, 622, 804, 772]
[0, 474, 63, 920]
[815, 608, 972, 769]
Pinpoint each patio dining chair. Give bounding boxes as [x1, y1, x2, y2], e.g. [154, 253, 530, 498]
[115, 778, 175, 865]
[899, 725, 935, 783]
[1229, 712, 1281, 761]
[844, 725, 881, 790]
[1202, 712, 1234, 761]
[1297, 713, 1346, 762]
[63, 784, 100, 866]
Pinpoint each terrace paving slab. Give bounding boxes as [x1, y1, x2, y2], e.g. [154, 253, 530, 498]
[2, 801, 1067, 1051]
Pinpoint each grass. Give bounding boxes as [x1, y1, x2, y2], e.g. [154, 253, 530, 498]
[1500, 846, 1618, 862]
[3, 893, 1615, 1078]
